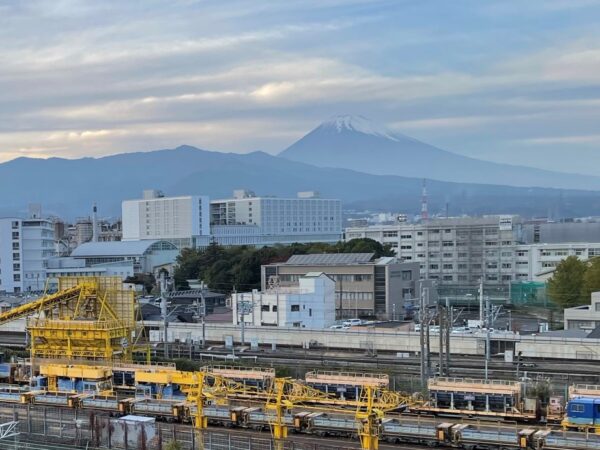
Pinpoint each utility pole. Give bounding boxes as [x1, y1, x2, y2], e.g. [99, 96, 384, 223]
[479, 279, 484, 326]
[160, 273, 170, 359]
[446, 297, 451, 377]
[199, 281, 207, 348]
[419, 286, 426, 388]
[438, 304, 444, 377]
[425, 288, 431, 381]
[485, 296, 491, 381]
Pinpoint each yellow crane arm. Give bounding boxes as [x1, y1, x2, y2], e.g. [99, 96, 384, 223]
[0, 285, 83, 326]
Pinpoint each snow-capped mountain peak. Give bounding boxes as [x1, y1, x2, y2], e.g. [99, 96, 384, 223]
[320, 114, 400, 142]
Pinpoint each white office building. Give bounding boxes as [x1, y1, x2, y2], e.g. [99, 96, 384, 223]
[232, 272, 336, 328]
[514, 242, 600, 281]
[0, 215, 55, 294]
[122, 190, 210, 249]
[211, 190, 342, 246]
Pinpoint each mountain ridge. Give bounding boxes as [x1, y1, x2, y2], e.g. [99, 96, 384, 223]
[279, 115, 600, 190]
[1, 144, 600, 220]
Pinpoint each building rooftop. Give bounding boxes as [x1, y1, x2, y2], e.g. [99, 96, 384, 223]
[71, 240, 177, 257]
[283, 253, 374, 266]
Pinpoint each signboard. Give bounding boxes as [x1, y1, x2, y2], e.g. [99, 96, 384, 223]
[224, 335, 233, 349]
[499, 215, 513, 231]
[464, 394, 475, 401]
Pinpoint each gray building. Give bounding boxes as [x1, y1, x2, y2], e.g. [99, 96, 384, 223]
[345, 216, 520, 287]
[521, 221, 600, 244]
[261, 253, 431, 319]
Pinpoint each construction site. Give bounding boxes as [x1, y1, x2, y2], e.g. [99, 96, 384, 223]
[0, 276, 600, 450]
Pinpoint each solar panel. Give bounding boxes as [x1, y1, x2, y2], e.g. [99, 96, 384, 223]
[284, 253, 374, 265]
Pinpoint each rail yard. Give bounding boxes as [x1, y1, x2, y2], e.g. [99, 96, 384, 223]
[0, 276, 599, 450]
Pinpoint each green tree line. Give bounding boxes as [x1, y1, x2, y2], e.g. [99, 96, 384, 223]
[547, 256, 600, 308]
[173, 238, 393, 292]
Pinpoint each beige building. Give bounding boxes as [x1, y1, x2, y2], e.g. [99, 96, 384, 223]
[564, 292, 600, 331]
[261, 253, 432, 320]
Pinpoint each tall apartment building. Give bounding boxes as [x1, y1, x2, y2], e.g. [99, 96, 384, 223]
[345, 216, 521, 287]
[0, 214, 55, 294]
[210, 190, 342, 246]
[122, 190, 210, 249]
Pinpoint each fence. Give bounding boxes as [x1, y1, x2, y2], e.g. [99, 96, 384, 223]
[0, 404, 358, 450]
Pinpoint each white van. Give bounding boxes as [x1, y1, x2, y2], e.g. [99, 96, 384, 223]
[342, 318, 363, 327]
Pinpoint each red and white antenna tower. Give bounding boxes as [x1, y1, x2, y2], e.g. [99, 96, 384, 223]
[421, 179, 428, 222]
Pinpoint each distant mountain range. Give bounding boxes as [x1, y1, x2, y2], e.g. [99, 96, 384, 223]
[1, 115, 600, 219]
[280, 115, 600, 191]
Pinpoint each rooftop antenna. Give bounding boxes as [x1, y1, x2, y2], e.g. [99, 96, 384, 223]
[421, 179, 429, 222]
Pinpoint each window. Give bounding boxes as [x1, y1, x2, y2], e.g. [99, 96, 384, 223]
[401, 271, 412, 281]
[291, 305, 300, 312]
[261, 305, 269, 312]
[12, 263, 20, 271]
[429, 264, 439, 270]
[442, 241, 454, 247]
[272, 306, 277, 312]
[12, 243, 19, 250]
[383, 231, 398, 238]
[517, 251, 528, 257]
[400, 245, 412, 250]
[417, 231, 423, 236]
[443, 264, 453, 270]
[571, 404, 585, 413]
[458, 263, 467, 270]
[444, 229, 452, 233]
[443, 253, 453, 258]
[443, 275, 453, 281]
[502, 263, 512, 269]
[309, 308, 312, 317]
[13, 274, 20, 282]
[11, 232, 19, 239]
[400, 234, 412, 239]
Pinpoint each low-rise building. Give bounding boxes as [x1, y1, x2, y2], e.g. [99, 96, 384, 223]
[232, 272, 335, 328]
[48, 240, 179, 281]
[564, 292, 600, 331]
[261, 253, 429, 319]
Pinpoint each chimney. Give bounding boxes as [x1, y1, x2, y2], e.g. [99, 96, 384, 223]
[92, 203, 98, 242]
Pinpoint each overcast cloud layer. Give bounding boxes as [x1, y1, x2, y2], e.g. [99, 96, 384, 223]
[3, 0, 600, 174]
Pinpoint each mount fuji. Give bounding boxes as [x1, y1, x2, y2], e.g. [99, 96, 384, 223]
[280, 115, 600, 191]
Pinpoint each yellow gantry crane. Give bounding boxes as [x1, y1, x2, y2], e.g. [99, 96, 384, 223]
[0, 276, 136, 361]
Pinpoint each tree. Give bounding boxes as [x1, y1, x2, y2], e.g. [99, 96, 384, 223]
[581, 257, 600, 304]
[547, 256, 587, 308]
[124, 273, 156, 294]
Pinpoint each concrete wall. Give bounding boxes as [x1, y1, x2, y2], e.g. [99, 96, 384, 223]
[146, 320, 600, 361]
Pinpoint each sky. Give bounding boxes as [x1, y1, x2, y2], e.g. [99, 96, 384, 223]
[3, 0, 600, 174]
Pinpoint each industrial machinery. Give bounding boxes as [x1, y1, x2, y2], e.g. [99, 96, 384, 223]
[0, 276, 136, 361]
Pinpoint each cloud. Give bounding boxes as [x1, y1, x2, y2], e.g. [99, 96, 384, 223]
[518, 134, 600, 145]
[3, 0, 600, 175]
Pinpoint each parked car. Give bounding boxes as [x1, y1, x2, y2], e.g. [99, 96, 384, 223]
[342, 318, 363, 327]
